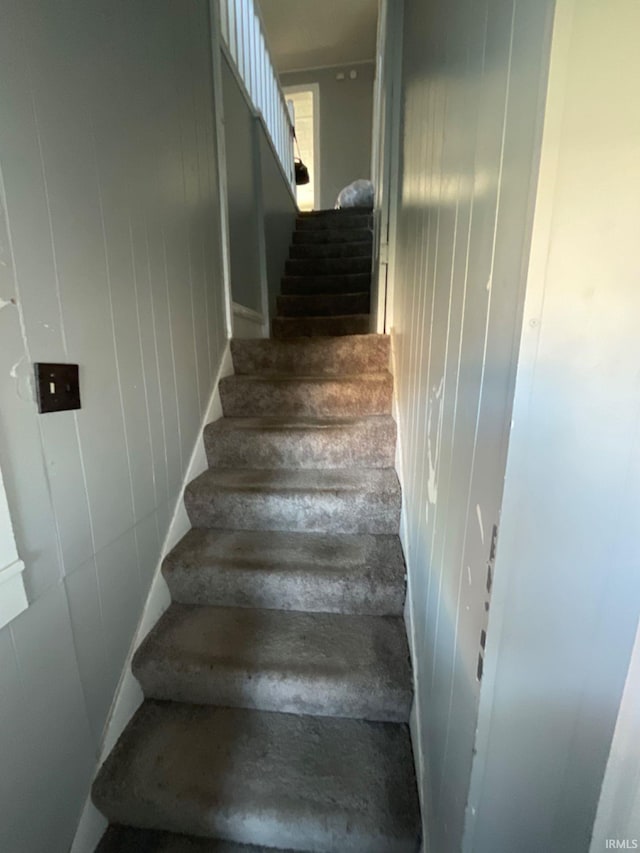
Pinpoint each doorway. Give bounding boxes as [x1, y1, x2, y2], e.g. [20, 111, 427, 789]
[284, 84, 320, 211]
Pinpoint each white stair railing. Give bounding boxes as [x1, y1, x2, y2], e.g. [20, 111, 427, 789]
[219, 0, 295, 190]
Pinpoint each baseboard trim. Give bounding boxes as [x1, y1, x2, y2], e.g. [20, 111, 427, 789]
[69, 341, 234, 853]
[232, 301, 264, 324]
[0, 558, 27, 630]
[390, 328, 428, 853]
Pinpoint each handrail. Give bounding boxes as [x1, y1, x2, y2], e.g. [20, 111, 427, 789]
[219, 0, 295, 190]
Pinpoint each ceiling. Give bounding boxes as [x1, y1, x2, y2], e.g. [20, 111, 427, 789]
[257, 0, 378, 73]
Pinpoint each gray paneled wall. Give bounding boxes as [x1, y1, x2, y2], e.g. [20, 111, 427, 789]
[259, 124, 298, 322]
[0, 1, 226, 850]
[281, 63, 375, 210]
[466, 1, 640, 850]
[221, 54, 264, 314]
[389, 0, 553, 850]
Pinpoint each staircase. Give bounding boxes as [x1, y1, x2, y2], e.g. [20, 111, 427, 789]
[92, 209, 421, 853]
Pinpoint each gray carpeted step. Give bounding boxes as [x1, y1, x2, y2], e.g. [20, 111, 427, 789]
[285, 256, 371, 276]
[92, 702, 421, 852]
[204, 415, 396, 469]
[184, 467, 401, 534]
[219, 372, 392, 418]
[273, 314, 370, 338]
[133, 604, 412, 722]
[96, 826, 294, 852]
[298, 208, 372, 218]
[292, 227, 372, 245]
[290, 241, 373, 260]
[281, 272, 371, 296]
[277, 292, 370, 318]
[230, 335, 389, 376]
[296, 211, 372, 230]
[162, 529, 406, 615]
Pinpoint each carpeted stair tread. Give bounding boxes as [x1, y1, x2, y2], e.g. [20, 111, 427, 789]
[184, 466, 401, 534]
[133, 604, 412, 721]
[96, 826, 295, 852]
[219, 371, 392, 418]
[204, 415, 396, 469]
[285, 256, 371, 276]
[162, 529, 405, 615]
[292, 226, 373, 246]
[296, 212, 372, 231]
[292, 227, 372, 245]
[230, 335, 389, 375]
[289, 241, 373, 259]
[277, 291, 370, 317]
[92, 702, 420, 852]
[298, 208, 372, 217]
[281, 272, 371, 296]
[273, 314, 370, 338]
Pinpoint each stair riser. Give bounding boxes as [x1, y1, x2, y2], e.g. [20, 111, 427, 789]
[290, 241, 373, 259]
[296, 214, 372, 230]
[163, 564, 405, 615]
[184, 485, 401, 534]
[95, 804, 415, 853]
[281, 273, 371, 296]
[134, 665, 411, 724]
[285, 256, 371, 276]
[277, 292, 370, 317]
[273, 315, 370, 338]
[292, 227, 372, 245]
[205, 420, 396, 470]
[219, 377, 392, 418]
[97, 826, 297, 852]
[230, 335, 390, 375]
[162, 529, 406, 616]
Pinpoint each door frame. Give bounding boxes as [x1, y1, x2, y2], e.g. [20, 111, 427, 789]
[0, 461, 27, 630]
[370, 0, 404, 333]
[283, 83, 321, 211]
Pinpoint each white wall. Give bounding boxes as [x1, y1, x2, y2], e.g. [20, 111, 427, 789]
[0, 1, 227, 850]
[280, 63, 375, 209]
[388, 0, 554, 849]
[465, 1, 640, 850]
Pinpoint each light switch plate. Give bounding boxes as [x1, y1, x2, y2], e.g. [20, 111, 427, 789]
[34, 363, 81, 414]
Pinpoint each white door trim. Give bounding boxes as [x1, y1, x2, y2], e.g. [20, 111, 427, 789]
[0, 462, 27, 629]
[370, 0, 405, 333]
[590, 615, 640, 849]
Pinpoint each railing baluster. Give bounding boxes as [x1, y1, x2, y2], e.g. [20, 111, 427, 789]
[258, 32, 265, 120]
[250, 11, 258, 103]
[220, 0, 294, 190]
[243, 0, 251, 94]
[220, 0, 229, 47]
[229, 0, 237, 64]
